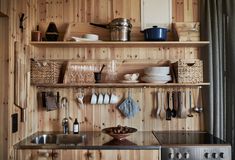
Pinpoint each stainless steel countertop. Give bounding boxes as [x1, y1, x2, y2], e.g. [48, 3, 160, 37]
[14, 131, 160, 150]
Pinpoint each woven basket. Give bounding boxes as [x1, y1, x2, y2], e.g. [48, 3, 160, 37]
[173, 59, 203, 83]
[31, 60, 62, 84]
[63, 62, 96, 84]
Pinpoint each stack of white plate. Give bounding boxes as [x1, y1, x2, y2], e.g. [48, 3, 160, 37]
[141, 66, 171, 83]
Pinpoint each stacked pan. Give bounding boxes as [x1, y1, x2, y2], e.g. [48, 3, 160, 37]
[141, 67, 171, 83]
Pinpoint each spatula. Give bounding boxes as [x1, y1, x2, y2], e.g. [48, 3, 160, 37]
[179, 91, 187, 118]
[156, 91, 161, 118]
[159, 91, 166, 119]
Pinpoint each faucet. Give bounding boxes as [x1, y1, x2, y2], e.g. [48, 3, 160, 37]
[62, 117, 69, 134]
[61, 97, 69, 134]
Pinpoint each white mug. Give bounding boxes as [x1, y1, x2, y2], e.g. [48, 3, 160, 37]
[103, 93, 110, 104]
[97, 93, 104, 104]
[90, 93, 97, 104]
[110, 93, 119, 104]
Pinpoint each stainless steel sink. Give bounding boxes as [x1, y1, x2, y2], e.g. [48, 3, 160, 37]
[31, 134, 86, 145]
[57, 134, 86, 144]
[31, 134, 57, 144]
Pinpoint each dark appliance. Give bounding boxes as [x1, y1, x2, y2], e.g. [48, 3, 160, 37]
[152, 131, 231, 160]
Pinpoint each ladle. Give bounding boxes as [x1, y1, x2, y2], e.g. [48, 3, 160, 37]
[166, 92, 172, 120]
[171, 91, 177, 118]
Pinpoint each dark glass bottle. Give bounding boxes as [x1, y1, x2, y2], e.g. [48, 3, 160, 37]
[73, 118, 79, 134]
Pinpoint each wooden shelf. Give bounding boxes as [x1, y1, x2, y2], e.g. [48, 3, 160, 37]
[33, 82, 210, 88]
[30, 41, 210, 48]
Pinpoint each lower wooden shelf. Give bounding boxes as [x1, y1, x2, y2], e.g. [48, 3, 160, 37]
[33, 82, 210, 88]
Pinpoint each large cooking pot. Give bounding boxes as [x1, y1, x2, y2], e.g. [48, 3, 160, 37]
[144, 26, 168, 41]
[90, 18, 132, 41]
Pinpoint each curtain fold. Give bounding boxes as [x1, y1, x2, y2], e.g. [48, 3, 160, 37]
[200, 0, 225, 138]
[225, 0, 235, 159]
[201, 0, 235, 159]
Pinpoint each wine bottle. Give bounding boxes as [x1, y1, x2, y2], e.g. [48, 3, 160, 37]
[73, 118, 79, 134]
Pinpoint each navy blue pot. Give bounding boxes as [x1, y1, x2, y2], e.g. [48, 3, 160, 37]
[144, 26, 168, 41]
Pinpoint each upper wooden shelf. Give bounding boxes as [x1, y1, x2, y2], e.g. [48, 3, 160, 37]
[30, 41, 210, 48]
[33, 82, 210, 88]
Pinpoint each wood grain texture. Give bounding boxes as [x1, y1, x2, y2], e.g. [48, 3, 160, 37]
[0, 16, 9, 160]
[31, 0, 204, 132]
[0, 0, 8, 16]
[5, 0, 39, 160]
[5, 0, 204, 160]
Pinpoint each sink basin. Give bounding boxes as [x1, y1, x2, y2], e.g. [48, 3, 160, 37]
[31, 134, 57, 144]
[31, 134, 86, 145]
[57, 134, 86, 144]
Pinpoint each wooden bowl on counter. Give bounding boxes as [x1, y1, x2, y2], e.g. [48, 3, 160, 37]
[102, 125, 137, 140]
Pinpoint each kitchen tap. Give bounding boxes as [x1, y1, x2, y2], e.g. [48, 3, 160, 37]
[61, 97, 69, 134]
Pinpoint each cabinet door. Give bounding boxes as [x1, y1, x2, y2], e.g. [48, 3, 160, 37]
[88, 150, 160, 160]
[52, 149, 88, 160]
[16, 150, 53, 160]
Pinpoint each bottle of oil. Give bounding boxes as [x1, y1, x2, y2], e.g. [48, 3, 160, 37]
[73, 118, 79, 134]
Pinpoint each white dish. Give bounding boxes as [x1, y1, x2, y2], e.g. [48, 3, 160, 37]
[120, 80, 139, 83]
[142, 75, 171, 81]
[82, 34, 99, 41]
[144, 66, 170, 75]
[71, 36, 100, 42]
[141, 79, 169, 84]
[141, 75, 171, 83]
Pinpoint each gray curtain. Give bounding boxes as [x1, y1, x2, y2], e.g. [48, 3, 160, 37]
[201, 0, 235, 159]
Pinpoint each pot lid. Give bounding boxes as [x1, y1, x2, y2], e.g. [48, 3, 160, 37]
[110, 18, 132, 28]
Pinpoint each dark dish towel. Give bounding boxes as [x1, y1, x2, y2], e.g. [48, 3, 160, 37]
[45, 93, 58, 111]
[118, 96, 140, 118]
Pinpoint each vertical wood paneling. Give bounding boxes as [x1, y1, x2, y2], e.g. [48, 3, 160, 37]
[0, 16, 9, 160]
[6, 0, 203, 159]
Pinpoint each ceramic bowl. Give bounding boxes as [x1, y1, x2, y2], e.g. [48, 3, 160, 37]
[123, 73, 139, 81]
[141, 75, 171, 83]
[82, 34, 99, 41]
[144, 66, 170, 75]
[102, 126, 137, 140]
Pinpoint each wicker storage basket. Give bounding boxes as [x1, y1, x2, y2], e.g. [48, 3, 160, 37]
[63, 62, 96, 84]
[173, 22, 200, 41]
[173, 59, 203, 83]
[31, 60, 62, 84]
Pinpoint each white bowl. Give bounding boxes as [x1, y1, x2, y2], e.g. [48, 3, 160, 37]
[141, 75, 171, 83]
[124, 73, 139, 81]
[82, 34, 99, 41]
[144, 66, 170, 75]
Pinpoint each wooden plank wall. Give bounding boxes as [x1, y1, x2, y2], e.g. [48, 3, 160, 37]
[31, 0, 204, 132]
[0, 16, 9, 160]
[3, 0, 38, 160]
[4, 0, 202, 159]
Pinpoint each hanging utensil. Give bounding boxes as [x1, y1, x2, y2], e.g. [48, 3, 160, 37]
[156, 91, 161, 118]
[178, 91, 187, 118]
[76, 88, 84, 108]
[159, 91, 166, 119]
[171, 91, 177, 118]
[188, 90, 193, 117]
[166, 91, 171, 120]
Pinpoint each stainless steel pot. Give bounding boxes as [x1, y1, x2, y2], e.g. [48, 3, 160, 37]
[90, 18, 132, 41]
[110, 25, 131, 41]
